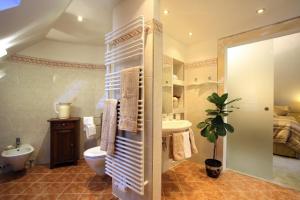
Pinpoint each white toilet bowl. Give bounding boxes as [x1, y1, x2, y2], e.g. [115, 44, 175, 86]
[1, 144, 34, 171]
[83, 146, 107, 175]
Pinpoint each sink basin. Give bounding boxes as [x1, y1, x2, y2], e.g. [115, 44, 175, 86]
[162, 120, 192, 133]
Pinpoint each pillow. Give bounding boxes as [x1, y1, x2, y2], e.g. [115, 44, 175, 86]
[274, 105, 290, 116]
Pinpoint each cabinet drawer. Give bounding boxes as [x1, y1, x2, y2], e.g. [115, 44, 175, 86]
[52, 122, 75, 130]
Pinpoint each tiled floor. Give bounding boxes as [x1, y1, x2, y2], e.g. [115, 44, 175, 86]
[162, 161, 300, 200]
[0, 160, 116, 200]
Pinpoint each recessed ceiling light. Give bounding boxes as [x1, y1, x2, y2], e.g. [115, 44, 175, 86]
[189, 32, 193, 37]
[163, 9, 169, 15]
[0, 48, 7, 58]
[77, 15, 83, 22]
[256, 8, 265, 15]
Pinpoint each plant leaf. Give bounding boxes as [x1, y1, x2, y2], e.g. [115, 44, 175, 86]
[205, 118, 213, 123]
[205, 109, 219, 113]
[224, 97, 242, 106]
[224, 123, 234, 133]
[197, 122, 207, 129]
[220, 93, 228, 104]
[220, 113, 228, 117]
[216, 125, 226, 136]
[212, 115, 223, 126]
[207, 133, 217, 143]
[201, 126, 209, 137]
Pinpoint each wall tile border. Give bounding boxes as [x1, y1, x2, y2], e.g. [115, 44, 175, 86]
[185, 58, 217, 68]
[146, 19, 163, 34]
[6, 54, 105, 70]
[110, 19, 163, 47]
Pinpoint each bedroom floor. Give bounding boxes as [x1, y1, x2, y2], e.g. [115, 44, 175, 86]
[272, 155, 300, 191]
[162, 160, 300, 200]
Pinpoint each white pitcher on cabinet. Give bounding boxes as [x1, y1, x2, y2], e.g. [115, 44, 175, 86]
[54, 102, 71, 119]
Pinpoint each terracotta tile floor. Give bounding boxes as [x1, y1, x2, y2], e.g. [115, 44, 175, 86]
[0, 160, 117, 200]
[162, 161, 300, 200]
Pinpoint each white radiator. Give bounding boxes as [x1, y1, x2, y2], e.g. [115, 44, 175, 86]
[104, 16, 147, 196]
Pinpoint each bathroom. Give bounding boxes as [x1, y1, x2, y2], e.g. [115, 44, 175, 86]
[0, 0, 163, 199]
[1, 0, 300, 200]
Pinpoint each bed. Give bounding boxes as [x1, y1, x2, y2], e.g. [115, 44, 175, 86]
[273, 114, 300, 159]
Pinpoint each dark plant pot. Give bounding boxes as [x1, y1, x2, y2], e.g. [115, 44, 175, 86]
[205, 159, 222, 178]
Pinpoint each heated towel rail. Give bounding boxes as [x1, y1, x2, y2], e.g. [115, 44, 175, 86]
[104, 16, 147, 196]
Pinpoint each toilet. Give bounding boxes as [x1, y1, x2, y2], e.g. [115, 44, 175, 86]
[83, 146, 107, 175]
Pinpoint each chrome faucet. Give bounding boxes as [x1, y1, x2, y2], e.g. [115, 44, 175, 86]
[16, 137, 21, 148]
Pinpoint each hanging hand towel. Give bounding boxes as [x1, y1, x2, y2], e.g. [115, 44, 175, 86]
[189, 128, 198, 154]
[172, 132, 185, 161]
[84, 124, 96, 139]
[183, 131, 192, 158]
[119, 66, 140, 133]
[83, 117, 96, 139]
[100, 99, 118, 155]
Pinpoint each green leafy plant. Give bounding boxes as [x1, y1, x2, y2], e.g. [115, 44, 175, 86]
[197, 93, 241, 160]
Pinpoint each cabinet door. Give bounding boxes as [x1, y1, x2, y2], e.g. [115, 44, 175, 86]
[53, 129, 74, 163]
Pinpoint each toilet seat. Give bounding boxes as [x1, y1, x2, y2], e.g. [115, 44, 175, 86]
[84, 146, 107, 159]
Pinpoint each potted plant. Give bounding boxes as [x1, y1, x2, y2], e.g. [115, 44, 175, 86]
[197, 92, 241, 178]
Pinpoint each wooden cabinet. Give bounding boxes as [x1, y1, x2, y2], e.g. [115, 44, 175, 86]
[48, 118, 80, 169]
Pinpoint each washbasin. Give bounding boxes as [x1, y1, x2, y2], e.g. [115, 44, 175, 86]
[162, 120, 192, 133]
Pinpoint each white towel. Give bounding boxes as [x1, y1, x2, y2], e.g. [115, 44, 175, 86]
[119, 66, 140, 133]
[83, 117, 96, 139]
[100, 99, 118, 155]
[183, 131, 192, 159]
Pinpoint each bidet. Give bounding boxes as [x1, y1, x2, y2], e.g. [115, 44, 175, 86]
[1, 144, 34, 171]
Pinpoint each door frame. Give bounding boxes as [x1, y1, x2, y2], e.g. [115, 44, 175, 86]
[217, 16, 300, 170]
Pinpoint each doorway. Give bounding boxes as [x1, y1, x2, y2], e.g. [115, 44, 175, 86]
[220, 18, 300, 190]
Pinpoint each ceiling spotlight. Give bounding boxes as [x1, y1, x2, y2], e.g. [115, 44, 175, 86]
[77, 15, 83, 22]
[163, 9, 169, 15]
[189, 32, 193, 37]
[256, 8, 265, 15]
[0, 48, 7, 58]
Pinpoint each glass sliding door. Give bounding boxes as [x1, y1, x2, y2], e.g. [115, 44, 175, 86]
[226, 39, 274, 179]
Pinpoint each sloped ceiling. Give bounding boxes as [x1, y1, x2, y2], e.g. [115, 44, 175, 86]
[46, 0, 120, 45]
[0, 0, 72, 55]
[0, 0, 119, 56]
[161, 0, 300, 45]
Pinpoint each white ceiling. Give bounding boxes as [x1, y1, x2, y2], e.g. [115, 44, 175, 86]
[161, 0, 300, 45]
[2, 0, 300, 55]
[0, 0, 72, 53]
[46, 0, 120, 45]
[0, 0, 119, 56]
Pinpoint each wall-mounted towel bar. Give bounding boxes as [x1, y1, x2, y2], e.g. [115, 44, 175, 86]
[104, 16, 147, 196]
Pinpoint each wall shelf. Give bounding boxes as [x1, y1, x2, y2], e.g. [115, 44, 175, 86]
[187, 81, 223, 86]
[173, 79, 184, 86]
[162, 55, 185, 119]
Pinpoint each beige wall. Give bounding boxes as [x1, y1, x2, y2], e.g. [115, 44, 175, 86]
[185, 63, 217, 162]
[274, 32, 300, 111]
[163, 34, 218, 163]
[112, 0, 157, 29]
[186, 39, 217, 62]
[163, 34, 187, 61]
[19, 39, 105, 64]
[0, 40, 105, 165]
